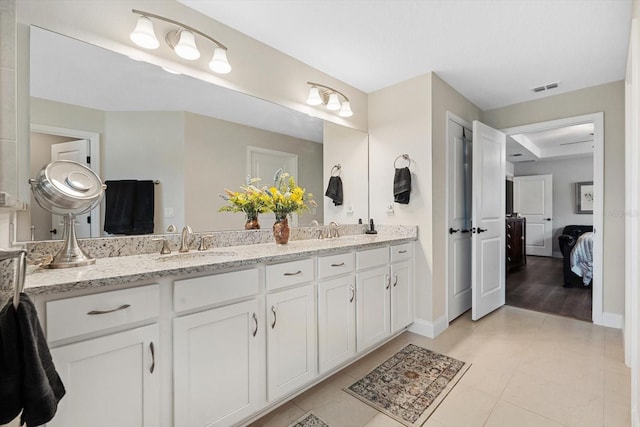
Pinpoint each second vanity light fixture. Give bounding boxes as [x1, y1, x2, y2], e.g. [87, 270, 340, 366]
[306, 82, 353, 117]
[129, 9, 232, 74]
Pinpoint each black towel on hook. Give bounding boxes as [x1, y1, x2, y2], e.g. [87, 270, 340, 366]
[393, 167, 412, 204]
[16, 293, 65, 426]
[0, 299, 22, 424]
[325, 176, 344, 206]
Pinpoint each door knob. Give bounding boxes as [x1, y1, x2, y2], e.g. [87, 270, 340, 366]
[448, 227, 460, 234]
[50, 228, 57, 235]
[544, 218, 551, 221]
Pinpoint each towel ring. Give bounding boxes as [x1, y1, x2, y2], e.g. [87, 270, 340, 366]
[394, 154, 411, 169]
[331, 164, 341, 177]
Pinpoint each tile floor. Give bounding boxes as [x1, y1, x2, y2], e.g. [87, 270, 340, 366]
[249, 306, 631, 427]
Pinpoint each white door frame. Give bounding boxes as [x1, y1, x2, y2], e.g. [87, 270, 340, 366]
[500, 112, 604, 326]
[445, 112, 473, 325]
[31, 123, 101, 239]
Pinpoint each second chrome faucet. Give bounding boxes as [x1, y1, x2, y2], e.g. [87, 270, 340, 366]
[179, 225, 192, 252]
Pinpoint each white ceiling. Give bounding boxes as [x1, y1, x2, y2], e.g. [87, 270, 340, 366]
[506, 123, 595, 163]
[178, 0, 632, 110]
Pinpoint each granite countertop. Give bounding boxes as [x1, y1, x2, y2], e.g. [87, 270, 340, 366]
[21, 230, 416, 296]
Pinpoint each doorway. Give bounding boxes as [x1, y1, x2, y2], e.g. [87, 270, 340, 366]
[501, 113, 603, 324]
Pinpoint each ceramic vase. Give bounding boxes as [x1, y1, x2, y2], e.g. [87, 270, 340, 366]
[273, 215, 290, 244]
[244, 213, 260, 230]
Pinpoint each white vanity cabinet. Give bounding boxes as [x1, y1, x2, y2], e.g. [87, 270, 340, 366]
[265, 259, 317, 401]
[317, 252, 356, 374]
[172, 269, 263, 427]
[46, 285, 161, 427]
[390, 243, 414, 333]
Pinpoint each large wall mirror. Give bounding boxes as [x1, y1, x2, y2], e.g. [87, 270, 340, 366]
[16, 26, 369, 241]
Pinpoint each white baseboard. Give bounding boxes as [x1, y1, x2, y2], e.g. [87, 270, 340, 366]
[408, 314, 448, 338]
[602, 312, 624, 329]
[633, 407, 639, 427]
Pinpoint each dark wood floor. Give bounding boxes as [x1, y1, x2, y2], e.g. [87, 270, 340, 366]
[506, 255, 592, 322]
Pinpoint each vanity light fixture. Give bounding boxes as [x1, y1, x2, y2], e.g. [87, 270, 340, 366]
[306, 82, 353, 117]
[130, 9, 232, 74]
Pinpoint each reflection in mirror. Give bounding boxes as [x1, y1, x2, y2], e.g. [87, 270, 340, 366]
[19, 26, 335, 241]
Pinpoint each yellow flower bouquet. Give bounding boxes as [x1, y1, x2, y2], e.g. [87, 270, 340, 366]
[264, 170, 316, 220]
[218, 177, 269, 229]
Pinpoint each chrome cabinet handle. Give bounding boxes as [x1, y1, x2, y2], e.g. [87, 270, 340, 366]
[87, 304, 131, 315]
[393, 274, 398, 287]
[331, 262, 345, 267]
[350, 286, 355, 303]
[271, 306, 277, 329]
[385, 274, 390, 290]
[398, 250, 408, 253]
[149, 342, 155, 374]
[284, 270, 302, 276]
[252, 312, 258, 337]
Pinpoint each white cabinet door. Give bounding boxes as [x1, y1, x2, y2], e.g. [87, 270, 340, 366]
[266, 284, 316, 401]
[391, 260, 413, 333]
[49, 325, 159, 427]
[173, 299, 263, 427]
[318, 275, 356, 374]
[356, 266, 391, 352]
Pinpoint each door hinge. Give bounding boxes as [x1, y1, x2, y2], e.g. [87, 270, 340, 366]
[86, 155, 91, 164]
[87, 216, 91, 224]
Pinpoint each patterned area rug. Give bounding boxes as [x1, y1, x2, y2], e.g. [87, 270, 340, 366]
[344, 344, 469, 427]
[287, 411, 332, 427]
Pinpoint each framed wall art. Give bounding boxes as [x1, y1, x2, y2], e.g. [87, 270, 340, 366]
[575, 181, 594, 214]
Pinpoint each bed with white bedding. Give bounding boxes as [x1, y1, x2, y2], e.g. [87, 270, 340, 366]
[570, 231, 593, 286]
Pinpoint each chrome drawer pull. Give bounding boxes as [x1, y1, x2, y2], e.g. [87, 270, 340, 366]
[331, 262, 345, 267]
[398, 250, 408, 254]
[283, 270, 302, 276]
[252, 312, 258, 337]
[350, 286, 355, 303]
[385, 274, 390, 290]
[149, 342, 155, 374]
[393, 274, 398, 287]
[87, 304, 131, 315]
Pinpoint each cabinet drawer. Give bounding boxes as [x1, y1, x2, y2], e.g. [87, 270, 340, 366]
[318, 252, 355, 279]
[266, 258, 314, 291]
[390, 243, 413, 262]
[174, 268, 259, 313]
[47, 284, 160, 342]
[356, 247, 389, 271]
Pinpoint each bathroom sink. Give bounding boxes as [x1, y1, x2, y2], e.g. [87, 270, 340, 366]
[156, 250, 238, 262]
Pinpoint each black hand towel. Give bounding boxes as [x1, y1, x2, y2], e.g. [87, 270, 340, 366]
[104, 180, 137, 234]
[0, 299, 22, 424]
[393, 167, 411, 204]
[17, 293, 65, 427]
[130, 180, 155, 235]
[325, 176, 344, 206]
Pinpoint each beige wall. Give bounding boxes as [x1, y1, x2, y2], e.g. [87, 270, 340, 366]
[184, 112, 323, 231]
[322, 122, 369, 224]
[369, 73, 433, 321]
[483, 81, 626, 315]
[431, 74, 482, 321]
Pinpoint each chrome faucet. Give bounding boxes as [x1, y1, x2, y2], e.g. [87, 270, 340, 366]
[179, 225, 192, 253]
[329, 221, 340, 238]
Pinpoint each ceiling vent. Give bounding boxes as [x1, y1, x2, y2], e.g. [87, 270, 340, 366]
[531, 82, 560, 93]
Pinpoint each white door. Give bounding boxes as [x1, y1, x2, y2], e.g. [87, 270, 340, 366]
[317, 276, 356, 374]
[51, 139, 92, 238]
[513, 174, 553, 257]
[356, 266, 391, 351]
[471, 121, 506, 321]
[173, 299, 263, 427]
[248, 146, 299, 226]
[447, 119, 473, 321]
[266, 284, 316, 401]
[49, 325, 159, 427]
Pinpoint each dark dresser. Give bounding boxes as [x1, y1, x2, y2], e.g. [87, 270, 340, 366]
[506, 217, 526, 272]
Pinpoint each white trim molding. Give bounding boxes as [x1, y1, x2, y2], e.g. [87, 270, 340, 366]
[408, 315, 448, 338]
[602, 312, 624, 330]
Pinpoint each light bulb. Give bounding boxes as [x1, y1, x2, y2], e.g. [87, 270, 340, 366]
[209, 47, 232, 74]
[130, 16, 159, 49]
[326, 93, 341, 111]
[174, 30, 200, 60]
[338, 101, 353, 117]
[306, 86, 323, 106]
